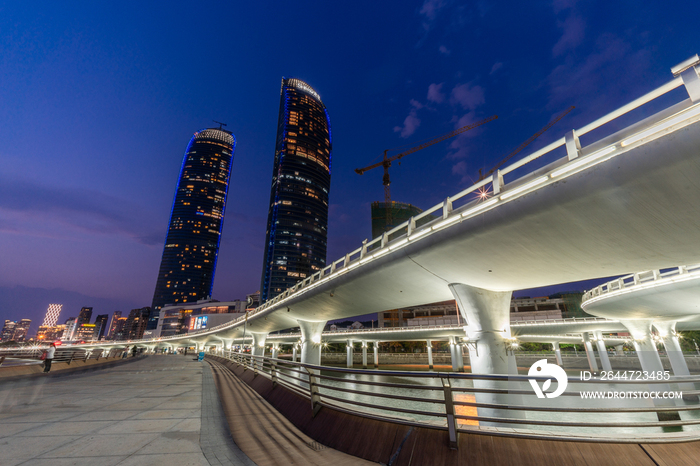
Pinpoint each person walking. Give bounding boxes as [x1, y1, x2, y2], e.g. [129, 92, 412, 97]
[43, 342, 56, 373]
[122, 346, 129, 359]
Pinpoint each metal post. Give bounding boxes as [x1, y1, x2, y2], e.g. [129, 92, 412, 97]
[441, 377, 459, 449]
[362, 342, 368, 369]
[271, 360, 278, 387]
[306, 368, 322, 417]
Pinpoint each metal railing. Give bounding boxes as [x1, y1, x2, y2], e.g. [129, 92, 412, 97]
[212, 351, 700, 444]
[582, 263, 700, 305]
[0, 347, 126, 365]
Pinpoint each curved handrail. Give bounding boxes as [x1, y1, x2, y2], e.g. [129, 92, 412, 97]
[210, 350, 700, 444]
[582, 263, 700, 305]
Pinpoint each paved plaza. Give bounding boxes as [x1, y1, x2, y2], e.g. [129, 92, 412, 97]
[0, 355, 252, 466]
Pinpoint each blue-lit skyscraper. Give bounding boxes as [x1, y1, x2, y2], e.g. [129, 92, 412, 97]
[261, 78, 332, 301]
[151, 127, 236, 313]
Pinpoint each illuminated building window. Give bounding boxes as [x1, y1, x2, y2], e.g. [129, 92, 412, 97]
[261, 78, 332, 301]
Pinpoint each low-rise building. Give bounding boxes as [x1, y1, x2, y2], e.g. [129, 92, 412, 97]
[156, 299, 245, 338]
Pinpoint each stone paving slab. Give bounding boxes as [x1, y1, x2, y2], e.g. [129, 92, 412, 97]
[0, 355, 255, 466]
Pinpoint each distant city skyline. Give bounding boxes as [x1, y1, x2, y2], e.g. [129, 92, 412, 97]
[1, 2, 699, 326]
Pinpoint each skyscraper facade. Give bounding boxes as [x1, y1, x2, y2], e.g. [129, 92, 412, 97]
[260, 78, 332, 301]
[151, 127, 236, 313]
[78, 307, 93, 325]
[94, 314, 109, 340]
[1, 321, 16, 341]
[107, 311, 122, 339]
[14, 319, 31, 342]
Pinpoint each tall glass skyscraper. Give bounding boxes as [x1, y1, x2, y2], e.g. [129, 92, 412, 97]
[152, 127, 236, 312]
[261, 78, 332, 301]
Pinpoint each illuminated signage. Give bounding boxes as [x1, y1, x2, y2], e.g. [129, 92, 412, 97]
[189, 315, 208, 330]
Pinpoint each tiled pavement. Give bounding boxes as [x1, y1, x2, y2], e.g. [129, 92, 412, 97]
[0, 355, 256, 466]
[200, 361, 256, 466]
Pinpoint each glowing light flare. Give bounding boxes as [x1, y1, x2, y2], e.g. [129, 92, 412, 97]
[476, 187, 491, 200]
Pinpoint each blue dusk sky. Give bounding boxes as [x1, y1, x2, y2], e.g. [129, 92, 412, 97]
[1, 1, 699, 328]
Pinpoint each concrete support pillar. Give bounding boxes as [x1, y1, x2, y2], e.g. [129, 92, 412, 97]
[654, 321, 690, 376]
[346, 340, 354, 368]
[362, 342, 368, 369]
[271, 345, 279, 359]
[449, 283, 522, 426]
[292, 345, 298, 362]
[655, 321, 696, 398]
[426, 340, 434, 370]
[623, 320, 683, 417]
[582, 333, 599, 372]
[250, 332, 266, 358]
[373, 343, 379, 368]
[449, 340, 465, 372]
[449, 283, 516, 376]
[615, 344, 624, 355]
[552, 342, 563, 366]
[298, 320, 326, 366]
[593, 331, 612, 372]
[449, 338, 460, 372]
[622, 320, 665, 373]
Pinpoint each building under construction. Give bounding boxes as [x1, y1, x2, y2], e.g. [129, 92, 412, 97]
[371, 201, 424, 239]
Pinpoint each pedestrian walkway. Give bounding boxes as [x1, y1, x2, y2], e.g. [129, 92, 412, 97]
[0, 355, 252, 465]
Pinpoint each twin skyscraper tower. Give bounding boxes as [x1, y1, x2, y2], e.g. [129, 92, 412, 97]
[151, 78, 332, 313]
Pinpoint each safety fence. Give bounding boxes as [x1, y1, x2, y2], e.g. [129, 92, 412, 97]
[214, 351, 700, 445]
[0, 347, 126, 366]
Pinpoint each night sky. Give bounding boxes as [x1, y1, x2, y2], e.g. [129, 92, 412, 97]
[2, 1, 699, 329]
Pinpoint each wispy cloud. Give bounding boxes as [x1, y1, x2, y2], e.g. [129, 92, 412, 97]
[419, 0, 449, 30]
[427, 83, 445, 103]
[552, 0, 579, 14]
[547, 34, 652, 111]
[490, 62, 503, 75]
[439, 45, 451, 55]
[553, 14, 585, 57]
[450, 83, 485, 110]
[394, 99, 424, 138]
[0, 175, 163, 245]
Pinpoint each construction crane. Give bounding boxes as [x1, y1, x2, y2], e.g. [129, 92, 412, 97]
[478, 106, 574, 181]
[356, 114, 498, 227]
